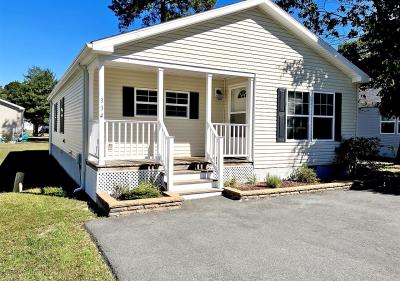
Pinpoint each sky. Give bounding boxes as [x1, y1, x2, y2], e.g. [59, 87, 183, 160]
[0, 0, 338, 86]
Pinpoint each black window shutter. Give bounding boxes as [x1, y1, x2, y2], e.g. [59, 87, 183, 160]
[189, 92, 199, 119]
[276, 88, 287, 142]
[123, 87, 135, 117]
[334, 92, 342, 141]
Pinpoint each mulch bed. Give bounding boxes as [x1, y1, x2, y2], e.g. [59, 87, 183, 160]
[235, 181, 309, 191]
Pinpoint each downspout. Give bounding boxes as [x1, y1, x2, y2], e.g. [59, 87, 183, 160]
[74, 64, 89, 193]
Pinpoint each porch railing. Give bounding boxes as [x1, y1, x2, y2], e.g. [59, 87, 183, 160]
[213, 123, 249, 157]
[89, 120, 99, 158]
[157, 122, 174, 191]
[104, 120, 158, 160]
[206, 122, 224, 189]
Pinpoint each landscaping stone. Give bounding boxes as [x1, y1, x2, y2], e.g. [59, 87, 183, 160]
[97, 191, 183, 216]
[223, 181, 352, 200]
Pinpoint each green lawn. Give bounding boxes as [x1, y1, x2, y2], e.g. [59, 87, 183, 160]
[0, 143, 114, 280]
[0, 191, 114, 281]
[0, 142, 48, 165]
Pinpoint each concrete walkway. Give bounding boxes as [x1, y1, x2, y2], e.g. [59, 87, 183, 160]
[86, 190, 400, 281]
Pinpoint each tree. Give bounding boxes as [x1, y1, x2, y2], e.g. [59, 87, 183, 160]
[109, 0, 217, 30]
[3, 67, 57, 136]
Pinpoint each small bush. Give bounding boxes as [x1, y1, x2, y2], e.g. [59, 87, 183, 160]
[246, 174, 257, 185]
[265, 174, 282, 188]
[291, 165, 319, 183]
[224, 178, 238, 188]
[335, 137, 381, 176]
[113, 181, 161, 200]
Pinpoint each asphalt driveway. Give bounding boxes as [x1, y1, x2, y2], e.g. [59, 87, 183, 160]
[86, 190, 400, 281]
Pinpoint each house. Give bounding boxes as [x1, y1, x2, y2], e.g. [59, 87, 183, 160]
[0, 99, 24, 141]
[358, 89, 400, 158]
[47, 0, 369, 201]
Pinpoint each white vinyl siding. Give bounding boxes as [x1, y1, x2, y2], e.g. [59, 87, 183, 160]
[51, 70, 84, 157]
[358, 107, 400, 158]
[113, 7, 357, 174]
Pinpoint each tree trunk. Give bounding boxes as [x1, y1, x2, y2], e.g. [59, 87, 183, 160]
[395, 142, 400, 165]
[160, 0, 166, 22]
[33, 124, 39, 136]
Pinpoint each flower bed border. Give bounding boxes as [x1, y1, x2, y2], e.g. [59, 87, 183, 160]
[223, 182, 352, 200]
[97, 191, 184, 216]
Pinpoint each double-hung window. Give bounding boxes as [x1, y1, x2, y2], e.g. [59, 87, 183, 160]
[165, 91, 189, 118]
[380, 116, 396, 134]
[135, 88, 157, 116]
[53, 103, 58, 132]
[313, 92, 334, 140]
[287, 91, 309, 140]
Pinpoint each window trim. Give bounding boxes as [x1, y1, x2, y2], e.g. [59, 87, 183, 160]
[60, 97, 65, 134]
[135, 88, 158, 118]
[380, 115, 396, 135]
[285, 90, 336, 142]
[286, 90, 310, 141]
[53, 102, 58, 133]
[164, 90, 190, 119]
[312, 91, 335, 141]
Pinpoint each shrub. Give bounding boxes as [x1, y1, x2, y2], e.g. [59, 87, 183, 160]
[335, 137, 381, 176]
[113, 181, 161, 200]
[291, 165, 319, 183]
[224, 178, 237, 188]
[265, 174, 282, 188]
[246, 174, 257, 185]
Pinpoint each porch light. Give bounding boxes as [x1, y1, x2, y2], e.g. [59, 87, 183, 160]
[215, 88, 224, 100]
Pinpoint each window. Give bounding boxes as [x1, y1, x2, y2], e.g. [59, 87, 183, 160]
[165, 91, 189, 118]
[313, 92, 334, 140]
[53, 103, 58, 132]
[398, 119, 400, 134]
[380, 116, 396, 134]
[135, 88, 157, 116]
[287, 91, 309, 140]
[60, 97, 65, 134]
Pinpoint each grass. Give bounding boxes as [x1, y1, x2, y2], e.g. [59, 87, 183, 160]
[0, 190, 114, 281]
[0, 142, 48, 165]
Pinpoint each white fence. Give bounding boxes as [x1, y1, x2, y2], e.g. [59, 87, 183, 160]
[213, 123, 249, 157]
[104, 120, 158, 160]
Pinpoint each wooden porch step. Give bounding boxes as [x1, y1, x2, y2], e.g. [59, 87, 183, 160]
[174, 179, 214, 185]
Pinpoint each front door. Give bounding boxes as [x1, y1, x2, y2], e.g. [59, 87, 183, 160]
[229, 85, 247, 124]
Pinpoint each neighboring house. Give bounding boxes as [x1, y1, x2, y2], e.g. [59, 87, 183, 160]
[358, 89, 400, 158]
[0, 99, 24, 141]
[47, 0, 369, 202]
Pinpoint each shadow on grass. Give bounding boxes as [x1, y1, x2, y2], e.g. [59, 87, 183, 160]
[0, 150, 76, 194]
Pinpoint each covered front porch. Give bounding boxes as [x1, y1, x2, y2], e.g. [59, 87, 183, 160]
[87, 58, 255, 190]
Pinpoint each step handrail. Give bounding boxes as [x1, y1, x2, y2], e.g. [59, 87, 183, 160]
[157, 121, 174, 191]
[206, 122, 224, 189]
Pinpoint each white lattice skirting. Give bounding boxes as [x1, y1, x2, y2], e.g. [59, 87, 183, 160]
[223, 165, 254, 183]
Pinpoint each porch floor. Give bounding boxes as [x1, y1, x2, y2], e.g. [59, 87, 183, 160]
[87, 156, 252, 170]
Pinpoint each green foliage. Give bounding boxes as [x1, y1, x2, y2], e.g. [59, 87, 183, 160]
[2, 66, 57, 135]
[113, 181, 162, 200]
[246, 174, 257, 185]
[265, 174, 282, 189]
[224, 177, 238, 188]
[109, 0, 217, 29]
[291, 165, 319, 183]
[335, 137, 381, 176]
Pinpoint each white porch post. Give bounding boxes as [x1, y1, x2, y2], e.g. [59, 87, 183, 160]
[205, 73, 213, 159]
[247, 77, 254, 161]
[157, 68, 164, 123]
[98, 64, 105, 165]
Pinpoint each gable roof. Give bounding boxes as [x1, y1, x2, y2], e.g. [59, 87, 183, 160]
[89, 0, 370, 83]
[49, 0, 369, 101]
[0, 99, 25, 112]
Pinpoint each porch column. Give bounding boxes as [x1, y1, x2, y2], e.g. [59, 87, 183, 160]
[205, 73, 213, 158]
[157, 68, 164, 123]
[246, 77, 254, 161]
[98, 64, 105, 165]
